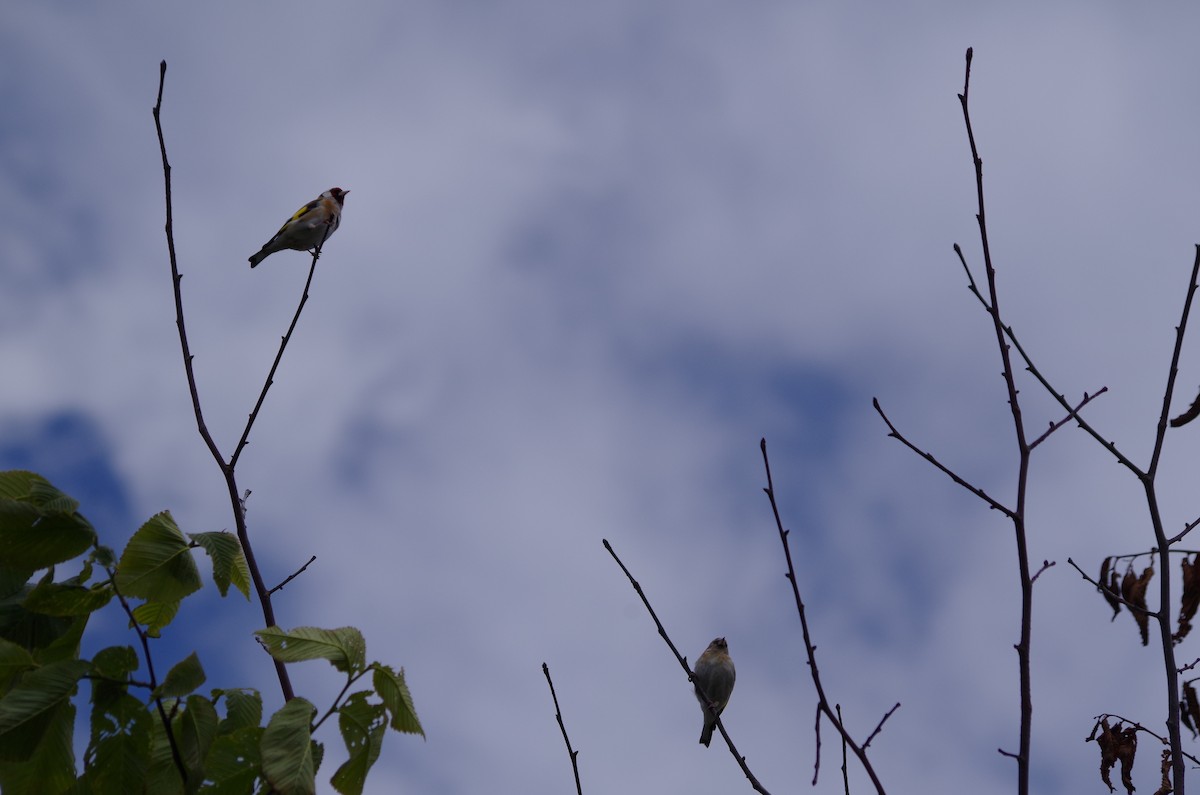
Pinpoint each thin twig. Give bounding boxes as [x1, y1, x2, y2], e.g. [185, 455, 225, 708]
[873, 398, 1015, 518]
[107, 568, 187, 784]
[269, 556, 317, 595]
[837, 704, 850, 795]
[602, 539, 772, 795]
[1065, 557, 1160, 618]
[1029, 559, 1056, 586]
[1168, 516, 1200, 547]
[229, 233, 327, 471]
[862, 702, 902, 751]
[542, 663, 583, 795]
[1028, 390, 1108, 451]
[760, 439, 890, 793]
[311, 669, 369, 733]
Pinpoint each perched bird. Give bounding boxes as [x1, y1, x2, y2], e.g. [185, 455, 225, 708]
[249, 188, 349, 268]
[693, 637, 735, 747]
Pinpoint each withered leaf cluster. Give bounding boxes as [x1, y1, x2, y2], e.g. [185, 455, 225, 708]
[1092, 718, 1138, 794]
[1098, 558, 1154, 646]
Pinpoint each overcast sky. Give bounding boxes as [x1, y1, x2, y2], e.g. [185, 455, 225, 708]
[6, 3, 1200, 793]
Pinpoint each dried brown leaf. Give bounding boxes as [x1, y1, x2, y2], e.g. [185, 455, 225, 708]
[1100, 557, 1122, 619]
[1175, 555, 1200, 645]
[1183, 682, 1200, 740]
[1153, 748, 1173, 795]
[1122, 566, 1154, 646]
[1096, 719, 1138, 795]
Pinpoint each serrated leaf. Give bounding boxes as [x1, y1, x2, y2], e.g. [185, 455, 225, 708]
[203, 725, 262, 795]
[0, 694, 75, 794]
[131, 600, 179, 637]
[0, 638, 36, 695]
[0, 565, 30, 601]
[188, 531, 251, 599]
[115, 512, 201, 602]
[262, 697, 316, 795]
[23, 581, 113, 616]
[0, 492, 95, 571]
[152, 653, 205, 700]
[372, 664, 423, 736]
[36, 614, 88, 664]
[0, 471, 77, 512]
[0, 592, 81, 666]
[255, 627, 366, 674]
[84, 685, 151, 795]
[215, 688, 262, 734]
[144, 700, 186, 795]
[0, 658, 90, 761]
[331, 692, 387, 795]
[175, 694, 218, 778]
[90, 646, 139, 681]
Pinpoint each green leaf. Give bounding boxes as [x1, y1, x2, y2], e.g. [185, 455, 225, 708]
[0, 658, 90, 761]
[0, 694, 75, 795]
[188, 531, 250, 599]
[175, 694, 218, 781]
[35, 614, 88, 664]
[261, 697, 316, 795]
[202, 725, 262, 795]
[91, 545, 116, 569]
[131, 600, 179, 637]
[0, 471, 77, 511]
[84, 686, 151, 795]
[90, 646, 139, 681]
[151, 653, 205, 701]
[115, 512, 200, 602]
[215, 688, 262, 734]
[0, 564, 29, 600]
[144, 700, 186, 795]
[0, 637, 36, 695]
[371, 664, 423, 737]
[0, 472, 96, 571]
[23, 581, 113, 616]
[0, 587, 81, 664]
[254, 627, 366, 674]
[330, 692, 387, 795]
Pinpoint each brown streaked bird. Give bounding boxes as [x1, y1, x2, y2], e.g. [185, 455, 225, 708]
[694, 637, 735, 747]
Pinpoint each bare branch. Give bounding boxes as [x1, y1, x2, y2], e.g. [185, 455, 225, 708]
[760, 439, 890, 794]
[268, 556, 317, 595]
[873, 398, 1015, 519]
[542, 663, 583, 795]
[1030, 560, 1056, 586]
[602, 539, 772, 795]
[863, 703, 902, 751]
[153, 61, 295, 700]
[1028, 389, 1108, 451]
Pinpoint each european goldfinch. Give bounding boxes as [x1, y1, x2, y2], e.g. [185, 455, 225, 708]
[249, 187, 349, 268]
[694, 637, 735, 747]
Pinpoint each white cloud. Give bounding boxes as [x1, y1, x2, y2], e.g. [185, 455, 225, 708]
[5, 1, 1200, 792]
